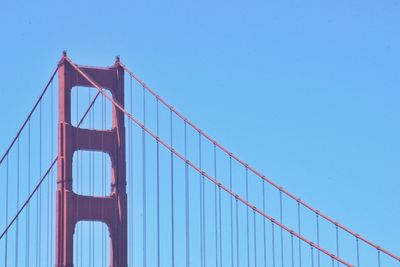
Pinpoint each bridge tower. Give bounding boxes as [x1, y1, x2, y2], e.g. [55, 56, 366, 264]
[56, 53, 127, 267]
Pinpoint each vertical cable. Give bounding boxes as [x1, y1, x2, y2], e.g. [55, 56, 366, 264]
[170, 109, 175, 267]
[38, 100, 43, 266]
[101, 91, 106, 267]
[356, 237, 360, 267]
[129, 76, 133, 266]
[214, 145, 218, 267]
[80, 130, 83, 267]
[91, 91, 95, 267]
[88, 89, 92, 267]
[198, 132, 204, 267]
[279, 190, 284, 267]
[311, 246, 314, 267]
[377, 250, 381, 267]
[50, 79, 54, 266]
[26, 120, 31, 266]
[142, 87, 147, 267]
[156, 99, 160, 267]
[316, 213, 320, 267]
[335, 224, 339, 267]
[262, 180, 267, 267]
[185, 122, 190, 267]
[127, 78, 131, 267]
[5, 155, 9, 266]
[230, 156, 234, 267]
[75, 87, 79, 266]
[219, 184, 222, 267]
[272, 222, 276, 267]
[253, 210, 257, 267]
[297, 201, 302, 267]
[199, 132, 204, 267]
[291, 234, 294, 267]
[46, 91, 50, 264]
[214, 144, 222, 267]
[236, 197, 239, 267]
[35, 119, 38, 267]
[15, 138, 20, 266]
[246, 167, 250, 267]
[101, 91, 108, 266]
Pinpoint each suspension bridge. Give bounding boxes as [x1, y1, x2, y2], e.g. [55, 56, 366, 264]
[0, 52, 398, 266]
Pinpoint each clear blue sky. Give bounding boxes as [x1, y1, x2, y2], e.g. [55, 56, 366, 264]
[0, 0, 399, 265]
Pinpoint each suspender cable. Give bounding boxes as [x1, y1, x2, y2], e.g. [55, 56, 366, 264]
[291, 234, 294, 267]
[219, 184, 222, 267]
[185, 122, 190, 267]
[101, 90, 106, 267]
[46, 94, 50, 265]
[92, 92, 96, 266]
[297, 201, 302, 267]
[26, 120, 31, 266]
[253, 210, 257, 267]
[143, 86, 147, 267]
[38, 100, 43, 266]
[75, 87, 79, 266]
[311, 246, 314, 267]
[235, 197, 239, 267]
[263, 180, 267, 267]
[214, 144, 222, 267]
[202, 149, 206, 267]
[170, 109, 175, 267]
[279, 190, 284, 267]
[272, 221, 276, 267]
[156, 99, 160, 267]
[356, 237, 360, 267]
[246, 167, 250, 267]
[316, 212, 320, 267]
[15, 138, 20, 265]
[79, 97, 83, 267]
[129, 76, 134, 266]
[5, 155, 9, 266]
[230, 156, 234, 266]
[377, 250, 381, 267]
[214, 145, 218, 267]
[199, 132, 204, 267]
[335, 224, 339, 267]
[88, 90, 92, 267]
[80, 127, 83, 267]
[50, 78, 54, 266]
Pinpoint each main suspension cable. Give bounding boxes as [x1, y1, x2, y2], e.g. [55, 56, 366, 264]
[68, 57, 355, 267]
[120, 62, 400, 262]
[0, 86, 101, 241]
[0, 68, 57, 166]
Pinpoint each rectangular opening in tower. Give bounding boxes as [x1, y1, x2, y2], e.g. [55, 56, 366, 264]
[73, 150, 112, 196]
